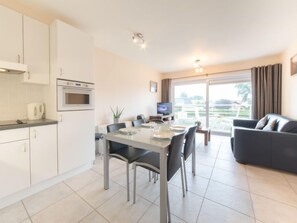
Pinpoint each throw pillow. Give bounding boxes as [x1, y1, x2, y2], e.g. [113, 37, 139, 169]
[255, 116, 268, 129]
[262, 120, 277, 131]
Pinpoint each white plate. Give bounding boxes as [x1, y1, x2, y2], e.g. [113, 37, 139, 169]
[170, 126, 186, 132]
[152, 132, 174, 139]
[141, 122, 156, 128]
[119, 128, 137, 135]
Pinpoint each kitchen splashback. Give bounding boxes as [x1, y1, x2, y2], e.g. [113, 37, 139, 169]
[0, 74, 44, 121]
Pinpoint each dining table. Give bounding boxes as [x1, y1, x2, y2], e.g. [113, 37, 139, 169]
[103, 124, 196, 223]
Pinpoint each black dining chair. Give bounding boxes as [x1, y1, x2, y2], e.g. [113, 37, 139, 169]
[137, 114, 147, 123]
[182, 126, 197, 191]
[132, 119, 144, 127]
[133, 132, 186, 222]
[107, 123, 149, 201]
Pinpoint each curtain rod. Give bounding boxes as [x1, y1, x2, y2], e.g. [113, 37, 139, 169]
[169, 68, 251, 80]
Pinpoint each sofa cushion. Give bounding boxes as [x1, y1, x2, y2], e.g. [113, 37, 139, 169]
[266, 114, 291, 132]
[280, 121, 297, 133]
[255, 116, 268, 129]
[263, 119, 277, 131]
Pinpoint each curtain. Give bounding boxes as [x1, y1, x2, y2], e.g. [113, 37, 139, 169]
[161, 79, 172, 102]
[251, 64, 282, 119]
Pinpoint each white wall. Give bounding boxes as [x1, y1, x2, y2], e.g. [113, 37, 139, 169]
[281, 40, 297, 119]
[0, 74, 44, 121]
[94, 48, 161, 125]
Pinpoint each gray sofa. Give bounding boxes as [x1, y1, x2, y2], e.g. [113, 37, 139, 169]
[231, 114, 297, 173]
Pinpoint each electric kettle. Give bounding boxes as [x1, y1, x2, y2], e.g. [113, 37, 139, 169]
[27, 103, 45, 120]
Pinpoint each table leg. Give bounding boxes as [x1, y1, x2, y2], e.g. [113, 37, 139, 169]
[103, 138, 110, 190]
[192, 136, 196, 176]
[159, 146, 168, 223]
[208, 130, 211, 141]
[204, 133, 208, 146]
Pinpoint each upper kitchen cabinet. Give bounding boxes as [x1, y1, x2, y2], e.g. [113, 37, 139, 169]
[51, 20, 94, 83]
[23, 16, 50, 84]
[0, 5, 23, 63]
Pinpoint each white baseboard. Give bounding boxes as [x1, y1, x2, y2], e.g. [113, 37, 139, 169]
[0, 162, 93, 209]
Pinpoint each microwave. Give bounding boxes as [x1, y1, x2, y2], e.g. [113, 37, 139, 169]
[57, 79, 94, 111]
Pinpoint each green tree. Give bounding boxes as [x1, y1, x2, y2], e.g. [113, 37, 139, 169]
[235, 83, 251, 102]
[180, 92, 188, 98]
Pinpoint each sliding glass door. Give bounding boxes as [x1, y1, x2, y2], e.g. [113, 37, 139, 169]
[173, 83, 206, 126]
[209, 81, 251, 134]
[172, 73, 252, 135]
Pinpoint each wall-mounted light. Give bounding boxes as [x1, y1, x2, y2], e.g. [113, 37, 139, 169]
[194, 59, 203, 72]
[132, 32, 146, 49]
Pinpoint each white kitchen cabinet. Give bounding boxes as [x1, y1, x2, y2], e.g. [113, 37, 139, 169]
[0, 5, 23, 63]
[51, 20, 94, 83]
[23, 16, 49, 85]
[57, 110, 95, 174]
[0, 129, 30, 199]
[30, 125, 57, 185]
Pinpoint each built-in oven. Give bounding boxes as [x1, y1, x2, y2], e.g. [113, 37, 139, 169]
[57, 79, 94, 111]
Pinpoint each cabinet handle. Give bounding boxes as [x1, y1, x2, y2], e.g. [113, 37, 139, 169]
[28, 71, 31, 80]
[59, 115, 63, 122]
[33, 129, 37, 139]
[59, 68, 63, 76]
[17, 54, 20, 63]
[22, 143, 27, 152]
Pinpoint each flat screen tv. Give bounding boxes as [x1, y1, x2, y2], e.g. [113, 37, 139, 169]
[157, 102, 172, 115]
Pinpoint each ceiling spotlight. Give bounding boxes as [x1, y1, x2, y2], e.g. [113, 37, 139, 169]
[194, 59, 203, 73]
[132, 32, 146, 49]
[140, 42, 146, 49]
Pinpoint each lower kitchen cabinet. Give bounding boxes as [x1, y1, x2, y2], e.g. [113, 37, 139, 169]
[58, 110, 95, 174]
[0, 139, 30, 199]
[30, 124, 57, 185]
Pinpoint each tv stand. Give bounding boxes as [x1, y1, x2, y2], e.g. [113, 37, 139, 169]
[149, 114, 175, 122]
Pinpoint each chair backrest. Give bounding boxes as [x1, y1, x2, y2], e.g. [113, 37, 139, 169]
[137, 114, 145, 121]
[132, 119, 144, 127]
[107, 123, 127, 152]
[183, 126, 197, 160]
[167, 132, 186, 181]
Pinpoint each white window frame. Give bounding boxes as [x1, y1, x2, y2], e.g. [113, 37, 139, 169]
[171, 70, 251, 135]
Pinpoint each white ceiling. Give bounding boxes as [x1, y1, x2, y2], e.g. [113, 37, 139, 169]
[12, 0, 297, 73]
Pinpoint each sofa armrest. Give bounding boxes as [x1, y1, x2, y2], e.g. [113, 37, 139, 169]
[270, 131, 297, 173]
[233, 119, 258, 128]
[233, 127, 272, 165]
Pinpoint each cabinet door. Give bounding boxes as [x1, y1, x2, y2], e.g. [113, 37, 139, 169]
[0, 140, 30, 199]
[55, 21, 79, 81]
[0, 5, 23, 63]
[30, 125, 57, 185]
[57, 110, 95, 174]
[55, 20, 94, 83]
[23, 16, 49, 84]
[75, 32, 94, 83]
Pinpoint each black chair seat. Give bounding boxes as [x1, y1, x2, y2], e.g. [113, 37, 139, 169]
[110, 147, 149, 164]
[135, 152, 160, 172]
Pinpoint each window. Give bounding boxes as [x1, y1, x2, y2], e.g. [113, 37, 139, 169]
[172, 70, 251, 135]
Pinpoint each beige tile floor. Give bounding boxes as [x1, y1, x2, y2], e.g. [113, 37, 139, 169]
[1, 135, 297, 223]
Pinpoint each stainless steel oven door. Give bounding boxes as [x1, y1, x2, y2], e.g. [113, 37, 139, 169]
[57, 85, 94, 111]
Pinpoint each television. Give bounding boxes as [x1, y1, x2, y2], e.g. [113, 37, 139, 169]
[157, 102, 172, 115]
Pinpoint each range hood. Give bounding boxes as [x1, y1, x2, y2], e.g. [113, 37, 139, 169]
[0, 60, 28, 74]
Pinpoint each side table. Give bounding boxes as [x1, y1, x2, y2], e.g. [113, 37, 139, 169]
[196, 127, 211, 145]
